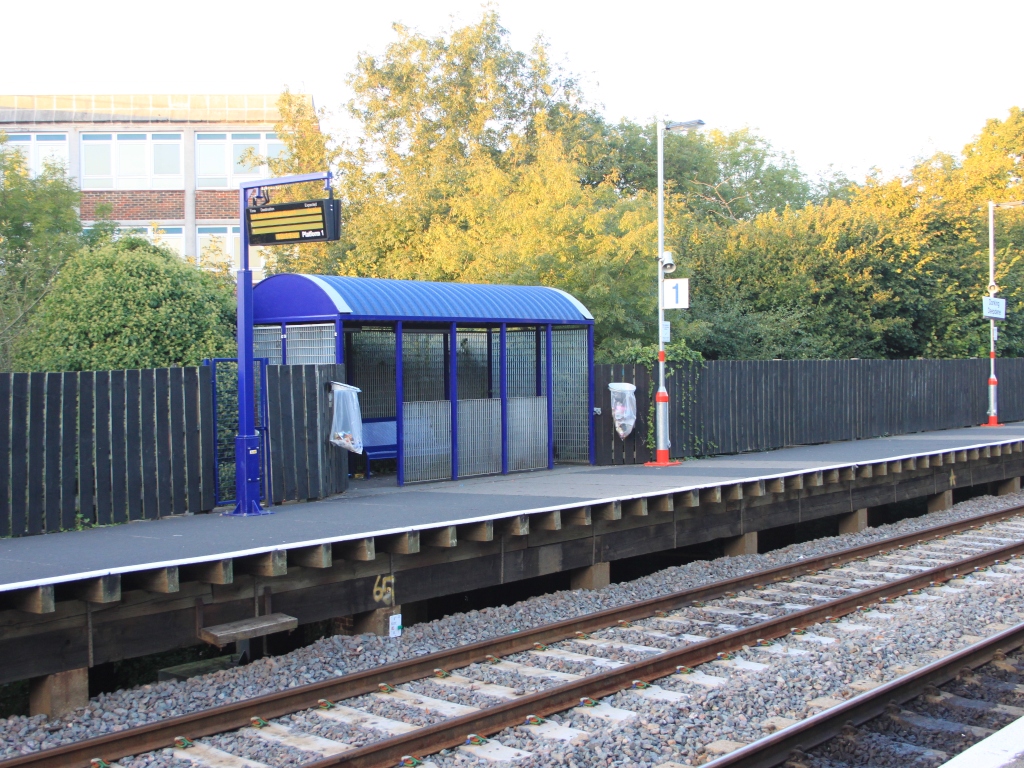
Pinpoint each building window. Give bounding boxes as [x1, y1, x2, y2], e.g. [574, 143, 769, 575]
[1, 133, 69, 176]
[80, 224, 185, 257]
[80, 133, 184, 190]
[197, 225, 266, 272]
[195, 132, 285, 189]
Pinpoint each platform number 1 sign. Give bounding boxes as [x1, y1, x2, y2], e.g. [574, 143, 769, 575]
[663, 278, 689, 309]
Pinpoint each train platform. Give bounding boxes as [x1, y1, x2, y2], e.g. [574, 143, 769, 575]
[3, 422, 1024, 592]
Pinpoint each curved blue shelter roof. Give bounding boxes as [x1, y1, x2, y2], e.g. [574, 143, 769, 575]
[253, 274, 593, 325]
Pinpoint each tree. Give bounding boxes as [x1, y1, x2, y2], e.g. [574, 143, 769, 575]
[0, 137, 82, 369]
[13, 237, 237, 371]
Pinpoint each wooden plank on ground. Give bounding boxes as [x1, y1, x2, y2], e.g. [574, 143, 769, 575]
[199, 613, 298, 647]
[95, 371, 114, 525]
[60, 373, 78, 530]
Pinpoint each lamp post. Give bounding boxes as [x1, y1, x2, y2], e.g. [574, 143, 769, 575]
[984, 199, 1024, 427]
[648, 118, 703, 467]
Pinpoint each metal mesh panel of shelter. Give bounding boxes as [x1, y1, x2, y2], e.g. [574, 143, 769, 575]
[505, 328, 545, 397]
[350, 329, 396, 419]
[553, 327, 590, 463]
[254, 326, 282, 365]
[285, 323, 336, 365]
[507, 396, 548, 471]
[403, 400, 452, 482]
[457, 398, 501, 477]
[456, 330, 492, 400]
[403, 331, 446, 402]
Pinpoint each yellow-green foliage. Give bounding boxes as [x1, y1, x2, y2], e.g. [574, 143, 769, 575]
[13, 237, 237, 371]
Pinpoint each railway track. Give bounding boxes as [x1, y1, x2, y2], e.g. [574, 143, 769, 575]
[5, 504, 1024, 768]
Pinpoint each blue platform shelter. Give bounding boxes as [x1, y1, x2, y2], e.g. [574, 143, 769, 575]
[252, 274, 595, 485]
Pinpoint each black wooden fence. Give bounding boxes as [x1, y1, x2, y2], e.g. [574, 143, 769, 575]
[0, 363, 348, 538]
[595, 358, 1024, 465]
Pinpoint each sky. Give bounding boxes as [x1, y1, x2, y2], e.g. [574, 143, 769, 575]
[2, 0, 1022, 181]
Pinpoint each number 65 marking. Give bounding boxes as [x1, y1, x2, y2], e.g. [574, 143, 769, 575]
[373, 574, 395, 605]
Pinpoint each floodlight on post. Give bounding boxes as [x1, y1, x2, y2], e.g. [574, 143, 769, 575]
[983, 199, 1024, 427]
[646, 117, 703, 468]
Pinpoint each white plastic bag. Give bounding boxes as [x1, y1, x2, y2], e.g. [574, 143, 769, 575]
[608, 382, 637, 440]
[329, 382, 364, 453]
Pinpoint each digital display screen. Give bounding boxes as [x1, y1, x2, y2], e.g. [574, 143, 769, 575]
[245, 199, 340, 245]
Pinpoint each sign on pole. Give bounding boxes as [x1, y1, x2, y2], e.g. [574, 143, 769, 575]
[246, 199, 341, 245]
[663, 278, 689, 309]
[983, 296, 1006, 320]
[660, 320, 671, 344]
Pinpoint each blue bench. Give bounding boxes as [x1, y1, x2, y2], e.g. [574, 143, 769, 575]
[362, 417, 397, 477]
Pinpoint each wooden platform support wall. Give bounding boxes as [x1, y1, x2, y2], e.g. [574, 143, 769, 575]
[998, 477, 1021, 496]
[570, 562, 610, 591]
[723, 532, 758, 557]
[29, 667, 88, 718]
[927, 489, 954, 513]
[838, 508, 869, 535]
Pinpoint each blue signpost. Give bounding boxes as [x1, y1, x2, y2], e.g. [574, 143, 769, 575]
[229, 171, 333, 516]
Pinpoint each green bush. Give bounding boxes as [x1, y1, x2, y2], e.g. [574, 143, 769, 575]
[13, 237, 236, 371]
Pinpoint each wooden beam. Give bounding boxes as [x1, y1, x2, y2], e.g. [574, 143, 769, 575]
[458, 521, 494, 542]
[766, 478, 785, 494]
[980, 446, 991, 458]
[676, 491, 699, 508]
[931, 452, 944, 466]
[839, 467, 856, 482]
[724, 484, 743, 502]
[647, 495, 673, 514]
[11, 586, 55, 614]
[335, 539, 375, 562]
[955, 450, 967, 462]
[903, 457, 917, 471]
[377, 532, 420, 554]
[785, 474, 804, 491]
[74, 575, 120, 604]
[422, 526, 457, 548]
[699, 486, 722, 504]
[806, 471, 825, 487]
[622, 498, 648, 516]
[991, 444, 1002, 457]
[872, 462, 887, 476]
[856, 464, 873, 479]
[499, 516, 530, 536]
[743, 480, 765, 498]
[236, 551, 287, 578]
[591, 501, 622, 520]
[1014, 442, 1023, 453]
[562, 507, 592, 526]
[888, 461, 902, 474]
[289, 543, 333, 568]
[124, 567, 179, 594]
[180, 559, 233, 585]
[198, 613, 298, 648]
[918, 455, 931, 468]
[534, 511, 561, 531]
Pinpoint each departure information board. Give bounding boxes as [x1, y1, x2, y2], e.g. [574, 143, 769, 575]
[245, 199, 340, 245]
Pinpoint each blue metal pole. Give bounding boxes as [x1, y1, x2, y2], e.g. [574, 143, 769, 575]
[486, 328, 493, 399]
[587, 323, 596, 466]
[535, 327, 542, 397]
[500, 323, 508, 475]
[396, 321, 405, 486]
[450, 321, 458, 480]
[335, 318, 344, 365]
[546, 324, 554, 469]
[230, 184, 266, 516]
